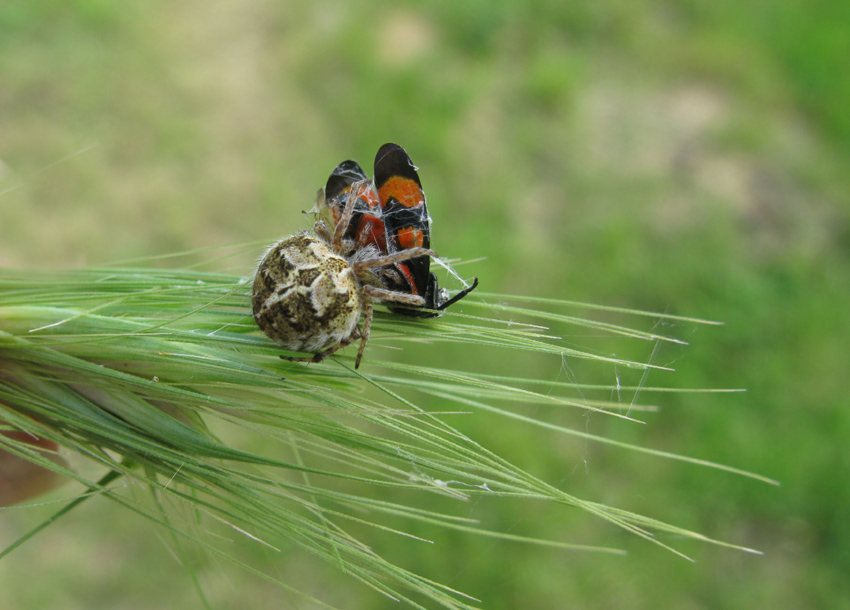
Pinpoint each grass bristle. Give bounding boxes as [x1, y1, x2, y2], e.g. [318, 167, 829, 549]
[0, 265, 764, 609]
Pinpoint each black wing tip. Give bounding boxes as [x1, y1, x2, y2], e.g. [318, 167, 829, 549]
[335, 159, 365, 174]
[326, 159, 368, 199]
[376, 142, 405, 158]
[374, 143, 421, 187]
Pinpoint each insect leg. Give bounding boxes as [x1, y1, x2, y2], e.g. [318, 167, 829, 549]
[437, 277, 479, 310]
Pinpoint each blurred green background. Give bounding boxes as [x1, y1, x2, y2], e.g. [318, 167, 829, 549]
[1, 1, 848, 608]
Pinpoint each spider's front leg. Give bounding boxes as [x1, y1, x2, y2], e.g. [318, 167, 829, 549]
[353, 247, 437, 272]
[332, 179, 370, 251]
[313, 219, 332, 244]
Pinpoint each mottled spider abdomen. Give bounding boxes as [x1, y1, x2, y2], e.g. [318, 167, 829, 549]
[252, 232, 362, 353]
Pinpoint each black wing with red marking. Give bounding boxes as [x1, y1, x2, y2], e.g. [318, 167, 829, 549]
[373, 143, 434, 312]
[323, 159, 387, 255]
[322, 143, 477, 316]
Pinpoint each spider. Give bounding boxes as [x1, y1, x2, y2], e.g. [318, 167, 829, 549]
[251, 182, 439, 369]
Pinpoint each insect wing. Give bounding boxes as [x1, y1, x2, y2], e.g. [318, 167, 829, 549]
[325, 160, 368, 200]
[322, 159, 387, 253]
[373, 143, 433, 302]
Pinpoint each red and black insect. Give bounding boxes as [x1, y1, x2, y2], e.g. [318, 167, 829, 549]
[318, 143, 478, 317]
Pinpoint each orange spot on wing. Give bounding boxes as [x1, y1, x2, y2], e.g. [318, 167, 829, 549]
[398, 263, 421, 296]
[378, 176, 425, 209]
[397, 226, 424, 249]
[354, 182, 381, 209]
[356, 215, 387, 251]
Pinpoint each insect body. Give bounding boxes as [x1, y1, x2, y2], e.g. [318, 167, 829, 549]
[252, 143, 477, 368]
[320, 143, 478, 317]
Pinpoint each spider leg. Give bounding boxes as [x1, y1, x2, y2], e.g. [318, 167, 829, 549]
[355, 290, 374, 369]
[313, 219, 332, 243]
[363, 284, 426, 307]
[353, 247, 437, 272]
[355, 285, 425, 368]
[332, 180, 367, 250]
